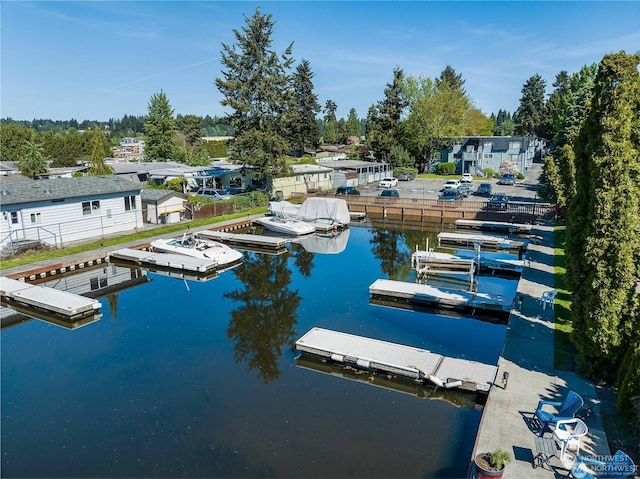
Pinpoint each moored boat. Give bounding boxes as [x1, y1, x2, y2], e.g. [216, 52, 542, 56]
[150, 233, 243, 266]
[253, 215, 315, 236]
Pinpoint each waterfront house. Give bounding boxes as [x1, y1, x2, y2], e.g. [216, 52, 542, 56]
[271, 164, 334, 199]
[141, 189, 187, 224]
[0, 176, 142, 255]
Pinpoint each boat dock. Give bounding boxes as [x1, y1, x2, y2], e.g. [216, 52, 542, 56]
[0, 276, 101, 318]
[295, 327, 498, 393]
[437, 232, 525, 253]
[369, 278, 512, 319]
[197, 230, 288, 254]
[109, 248, 221, 273]
[412, 250, 524, 276]
[454, 219, 532, 235]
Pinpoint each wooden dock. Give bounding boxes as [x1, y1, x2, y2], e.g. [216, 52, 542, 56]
[109, 248, 220, 273]
[454, 219, 532, 235]
[437, 232, 525, 253]
[295, 327, 497, 393]
[198, 230, 288, 254]
[369, 278, 512, 319]
[0, 276, 101, 318]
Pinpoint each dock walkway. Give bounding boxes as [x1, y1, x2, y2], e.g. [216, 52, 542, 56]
[0, 276, 101, 318]
[296, 327, 497, 393]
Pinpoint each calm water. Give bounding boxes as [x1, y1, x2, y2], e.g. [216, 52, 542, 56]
[1, 224, 516, 478]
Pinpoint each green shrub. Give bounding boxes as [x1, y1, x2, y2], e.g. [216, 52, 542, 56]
[484, 168, 497, 178]
[435, 162, 456, 175]
[516, 172, 525, 179]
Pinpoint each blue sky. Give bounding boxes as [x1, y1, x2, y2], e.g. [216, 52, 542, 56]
[2, 1, 639, 122]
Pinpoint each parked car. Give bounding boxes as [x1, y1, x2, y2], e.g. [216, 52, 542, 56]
[336, 186, 360, 195]
[498, 173, 516, 185]
[460, 173, 473, 183]
[443, 179, 461, 190]
[398, 173, 414, 181]
[378, 177, 398, 188]
[475, 182, 493, 196]
[195, 188, 233, 200]
[458, 183, 473, 197]
[438, 189, 462, 201]
[378, 189, 399, 198]
[488, 193, 509, 210]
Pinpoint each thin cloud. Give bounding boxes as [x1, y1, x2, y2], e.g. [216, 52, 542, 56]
[114, 57, 220, 89]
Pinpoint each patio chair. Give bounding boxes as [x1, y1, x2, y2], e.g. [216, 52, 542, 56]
[570, 449, 636, 479]
[552, 417, 588, 463]
[535, 390, 584, 436]
[540, 289, 557, 310]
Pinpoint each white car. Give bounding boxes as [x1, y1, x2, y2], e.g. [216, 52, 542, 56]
[461, 173, 473, 183]
[378, 177, 398, 188]
[443, 179, 461, 190]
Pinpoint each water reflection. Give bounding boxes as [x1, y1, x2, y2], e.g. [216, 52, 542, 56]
[224, 252, 301, 383]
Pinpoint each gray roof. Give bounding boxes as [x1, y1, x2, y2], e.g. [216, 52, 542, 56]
[0, 176, 141, 207]
[140, 189, 186, 202]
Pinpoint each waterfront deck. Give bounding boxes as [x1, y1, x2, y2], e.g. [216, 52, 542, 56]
[369, 278, 512, 318]
[295, 327, 497, 393]
[0, 276, 101, 318]
[109, 248, 219, 273]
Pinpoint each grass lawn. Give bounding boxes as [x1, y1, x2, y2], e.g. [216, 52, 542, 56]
[0, 207, 267, 271]
[553, 223, 579, 372]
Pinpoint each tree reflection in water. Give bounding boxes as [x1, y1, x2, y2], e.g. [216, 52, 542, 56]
[224, 252, 301, 383]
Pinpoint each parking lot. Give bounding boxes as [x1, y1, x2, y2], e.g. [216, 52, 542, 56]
[355, 175, 542, 204]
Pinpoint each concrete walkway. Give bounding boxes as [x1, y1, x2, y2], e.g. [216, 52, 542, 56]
[472, 166, 610, 478]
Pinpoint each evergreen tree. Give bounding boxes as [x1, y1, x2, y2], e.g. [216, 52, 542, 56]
[322, 100, 339, 144]
[366, 67, 406, 162]
[514, 74, 547, 137]
[344, 108, 361, 139]
[565, 51, 640, 379]
[17, 139, 48, 178]
[289, 59, 321, 154]
[87, 127, 113, 175]
[435, 64, 466, 95]
[215, 6, 294, 181]
[144, 90, 176, 161]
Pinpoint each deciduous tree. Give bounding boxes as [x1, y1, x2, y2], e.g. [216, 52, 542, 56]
[17, 139, 48, 178]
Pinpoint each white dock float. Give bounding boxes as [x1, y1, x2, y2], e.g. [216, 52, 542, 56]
[0, 276, 101, 318]
[437, 232, 525, 251]
[412, 250, 524, 275]
[369, 278, 512, 316]
[295, 327, 497, 393]
[109, 248, 218, 273]
[198, 230, 288, 251]
[454, 219, 532, 235]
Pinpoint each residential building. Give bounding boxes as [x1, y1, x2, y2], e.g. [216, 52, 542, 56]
[271, 164, 333, 199]
[0, 176, 142, 254]
[435, 136, 544, 176]
[317, 159, 393, 187]
[141, 189, 187, 225]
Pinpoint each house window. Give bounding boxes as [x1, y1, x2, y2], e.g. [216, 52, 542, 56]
[124, 196, 136, 211]
[82, 200, 100, 215]
[10, 212, 18, 224]
[483, 154, 493, 159]
[295, 176, 301, 181]
[30, 212, 41, 224]
[509, 141, 521, 150]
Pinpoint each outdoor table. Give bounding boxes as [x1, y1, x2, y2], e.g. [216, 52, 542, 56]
[533, 435, 558, 469]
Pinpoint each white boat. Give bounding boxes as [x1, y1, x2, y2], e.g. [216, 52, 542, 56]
[253, 215, 316, 236]
[150, 233, 243, 266]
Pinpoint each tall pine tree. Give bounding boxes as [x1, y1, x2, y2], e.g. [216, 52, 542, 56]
[565, 51, 640, 380]
[289, 59, 321, 155]
[144, 90, 176, 161]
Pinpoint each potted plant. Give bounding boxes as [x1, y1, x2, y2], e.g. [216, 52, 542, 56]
[474, 448, 512, 478]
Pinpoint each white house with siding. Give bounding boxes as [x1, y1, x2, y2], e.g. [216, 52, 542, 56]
[0, 176, 142, 254]
[271, 164, 333, 199]
[141, 189, 187, 224]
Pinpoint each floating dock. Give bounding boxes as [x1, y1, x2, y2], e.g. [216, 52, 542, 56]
[198, 230, 288, 254]
[295, 327, 497, 393]
[369, 278, 512, 319]
[109, 248, 220, 273]
[437, 232, 525, 253]
[0, 276, 101, 318]
[454, 219, 532, 235]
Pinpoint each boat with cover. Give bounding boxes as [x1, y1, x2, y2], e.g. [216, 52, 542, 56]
[150, 233, 243, 265]
[253, 215, 316, 236]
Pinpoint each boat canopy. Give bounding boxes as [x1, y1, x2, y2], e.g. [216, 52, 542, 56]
[295, 198, 351, 226]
